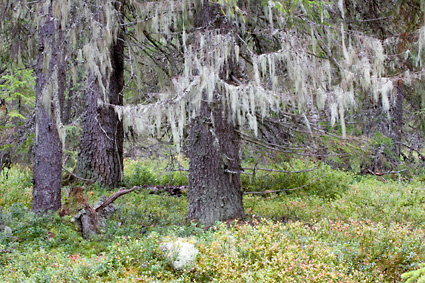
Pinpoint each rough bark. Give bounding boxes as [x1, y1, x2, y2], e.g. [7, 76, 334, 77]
[187, 101, 244, 225]
[187, 1, 245, 225]
[32, 2, 63, 213]
[392, 81, 404, 158]
[76, 34, 124, 188]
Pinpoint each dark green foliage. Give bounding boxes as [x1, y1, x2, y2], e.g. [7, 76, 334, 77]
[0, 204, 86, 257]
[0, 69, 35, 124]
[0, 69, 35, 170]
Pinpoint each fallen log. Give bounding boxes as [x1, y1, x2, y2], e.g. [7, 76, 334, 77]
[142, 184, 187, 196]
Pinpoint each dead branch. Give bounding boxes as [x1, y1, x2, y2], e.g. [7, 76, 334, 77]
[362, 168, 408, 176]
[238, 131, 348, 157]
[142, 184, 187, 196]
[400, 143, 425, 161]
[180, 166, 319, 175]
[94, 186, 139, 212]
[243, 167, 318, 174]
[244, 172, 330, 195]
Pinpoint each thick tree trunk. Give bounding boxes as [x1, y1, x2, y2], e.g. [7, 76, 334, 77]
[186, 1, 245, 225]
[187, 101, 244, 225]
[32, 3, 63, 213]
[76, 35, 124, 188]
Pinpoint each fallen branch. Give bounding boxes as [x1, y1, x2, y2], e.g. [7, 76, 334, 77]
[142, 185, 187, 196]
[95, 186, 139, 212]
[362, 168, 408, 176]
[244, 172, 330, 195]
[182, 167, 317, 174]
[243, 167, 318, 174]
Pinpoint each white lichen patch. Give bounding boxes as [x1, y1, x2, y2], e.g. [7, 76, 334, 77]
[417, 26, 425, 67]
[380, 79, 393, 113]
[161, 237, 199, 270]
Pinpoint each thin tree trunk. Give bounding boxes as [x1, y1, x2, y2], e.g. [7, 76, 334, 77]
[76, 34, 124, 188]
[393, 81, 404, 158]
[33, 2, 64, 213]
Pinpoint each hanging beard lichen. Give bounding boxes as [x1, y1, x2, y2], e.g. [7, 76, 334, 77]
[112, 0, 406, 146]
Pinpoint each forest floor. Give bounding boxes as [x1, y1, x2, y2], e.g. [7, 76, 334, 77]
[0, 159, 425, 282]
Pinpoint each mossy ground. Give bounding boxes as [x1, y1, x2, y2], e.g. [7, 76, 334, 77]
[0, 160, 424, 282]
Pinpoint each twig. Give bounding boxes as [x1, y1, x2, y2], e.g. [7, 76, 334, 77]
[243, 167, 318, 174]
[244, 172, 330, 195]
[94, 186, 138, 212]
[363, 168, 408, 176]
[400, 143, 425, 160]
[239, 131, 308, 151]
[239, 132, 347, 157]
[225, 169, 253, 175]
[180, 167, 317, 174]
[381, 169, 408, 175]
[95, 116, 113, 141]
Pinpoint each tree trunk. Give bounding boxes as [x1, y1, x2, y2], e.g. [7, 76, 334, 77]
[76, 34, 124, 188]
[32, 2, 64, 213]
[187, 100, 244, 225]
[393, 81, 404, 158]
[186, 1, 245, 225]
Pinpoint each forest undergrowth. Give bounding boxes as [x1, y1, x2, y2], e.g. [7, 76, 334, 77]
[0, 158, 425, 282]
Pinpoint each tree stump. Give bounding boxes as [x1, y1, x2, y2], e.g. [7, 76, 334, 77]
[61, 186, 137, 238]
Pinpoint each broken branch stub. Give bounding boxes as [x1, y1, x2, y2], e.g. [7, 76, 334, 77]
[69, 186, 138, 238]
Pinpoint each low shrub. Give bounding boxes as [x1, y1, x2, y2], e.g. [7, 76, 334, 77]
[124, 158, 188, 187]
[242, 159, 352, 199]
[2, 161, 425, 282]
[313, 219, 425, 281]
[191, 221, 371, 282]
[123, 160, 158, 186]
[244, 178, 425, 226]
[0, 166, 32, 208]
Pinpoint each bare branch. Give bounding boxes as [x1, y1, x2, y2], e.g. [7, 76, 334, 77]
[243, 167, 318, 174]
[94, 186, 138, 212]
[244, 172, 330, 195]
